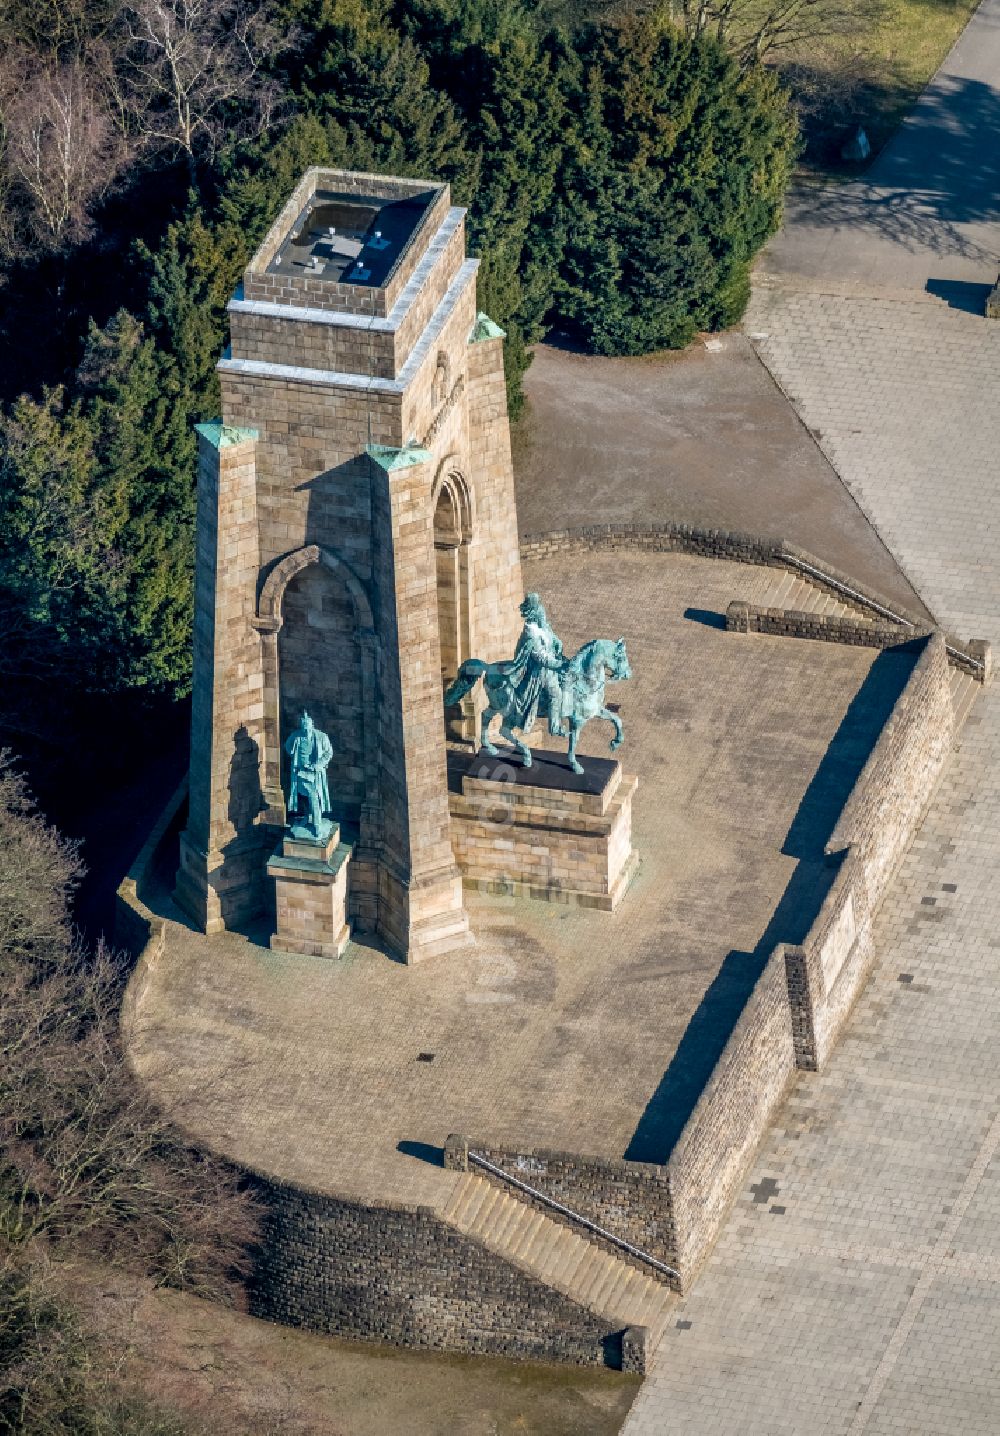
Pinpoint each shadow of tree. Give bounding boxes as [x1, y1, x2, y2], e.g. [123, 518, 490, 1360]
[779, 71, 1000, 266]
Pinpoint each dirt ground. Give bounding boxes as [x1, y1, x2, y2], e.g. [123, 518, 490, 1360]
[512, 337, 928, 621]
[60, 1262, 639, 1436]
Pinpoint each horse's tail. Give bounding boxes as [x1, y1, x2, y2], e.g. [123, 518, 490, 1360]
[444, 658, 487, 707]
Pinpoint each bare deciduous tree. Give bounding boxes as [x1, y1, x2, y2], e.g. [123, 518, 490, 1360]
[675, 0, 885, 69]
[0, 51, 128, 247]
[0, 757, 260, 1301]
[122, 0, 284, 165]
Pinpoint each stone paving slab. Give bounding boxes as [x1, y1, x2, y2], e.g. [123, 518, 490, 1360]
[623, 0, 1000, 1422]
[514, 338, 927, 618]
[746, 286, 1000, 645]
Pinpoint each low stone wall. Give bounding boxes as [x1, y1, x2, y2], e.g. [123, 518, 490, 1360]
[449, 942, 795, 1292]
[452, 632, 957, 1293]
[116, 801, 645, 1370]
[116, 782, 187, 1038]
[117, 537, 966, 1355]
[788, 631, 954, 1068]
[726, 600, 921, 651]
[249, 1179, 634, 1368]
[665, 946, 796, 1282]
[522, 522, 990, 673]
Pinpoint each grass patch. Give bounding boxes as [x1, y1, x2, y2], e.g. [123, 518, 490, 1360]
[782, 0, 981, 172]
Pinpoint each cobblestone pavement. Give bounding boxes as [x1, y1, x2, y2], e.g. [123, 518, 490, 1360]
[624, 1, 1000, 1429]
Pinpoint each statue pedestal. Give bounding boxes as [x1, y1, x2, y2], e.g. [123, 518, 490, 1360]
[268, 826, 352, 959]
[447, 748, 638, 911]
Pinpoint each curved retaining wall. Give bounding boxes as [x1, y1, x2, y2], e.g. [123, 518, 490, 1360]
[115, 805, 638, 1370]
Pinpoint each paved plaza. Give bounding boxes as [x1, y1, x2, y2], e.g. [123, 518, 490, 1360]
[130, 551, 901, 1208]
[625, 1, 1000, 1429]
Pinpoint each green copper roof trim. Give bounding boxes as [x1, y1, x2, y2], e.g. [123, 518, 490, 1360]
[469, 311, 506, 342]
[366, 442, 432, 472]
[195, 422, 260, 449]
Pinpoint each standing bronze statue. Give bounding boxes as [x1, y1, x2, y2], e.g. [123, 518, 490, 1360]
[285, 711, 334, 842]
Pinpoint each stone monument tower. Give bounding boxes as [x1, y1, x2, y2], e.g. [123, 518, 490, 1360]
[174, 168, 523, 962]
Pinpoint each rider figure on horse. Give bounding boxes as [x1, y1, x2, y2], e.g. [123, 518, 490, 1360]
[504, 592, 567, 738]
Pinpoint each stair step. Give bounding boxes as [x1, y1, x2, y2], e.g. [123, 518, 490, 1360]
[600, 1264, 645, 1319]
[950, 671, 980, 728]
[760, 568, 875, 623]
[493, 1194, 531, 1247]
[439, 1172, 677, 1334]
[444, 1173, 483, 1226]
[507, 1209, 547, 1260]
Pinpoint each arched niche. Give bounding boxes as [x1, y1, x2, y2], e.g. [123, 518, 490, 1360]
[253, 545, 378, 828]
[432, 461, 474, 689]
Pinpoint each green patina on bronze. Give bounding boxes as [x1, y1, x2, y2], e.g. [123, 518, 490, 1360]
[469, 311, 506, 343]
[445, 593, 631, 774]
[285, 711, 334, 844]
[194, 421, 260, 448]
[366, 442, 432, 472]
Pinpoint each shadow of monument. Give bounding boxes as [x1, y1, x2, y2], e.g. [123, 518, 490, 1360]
[397, 1140, 444, 1167]
[683, 607, 727, 631]
[925, 278, 995, 314]
[623, 648, 915, 1164]
[216, 725, 271, 940]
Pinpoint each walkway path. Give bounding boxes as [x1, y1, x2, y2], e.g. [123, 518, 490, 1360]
[624, 2, 1000, 1430]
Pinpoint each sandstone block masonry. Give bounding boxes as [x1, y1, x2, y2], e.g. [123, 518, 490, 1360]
[249, 1179, 638, 1369]
[447, 749, 638, 909]
[174, 169, 523, 963]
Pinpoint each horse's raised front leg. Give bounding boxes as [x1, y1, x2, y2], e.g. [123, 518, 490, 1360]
[480, 706, 500, 756]
[601, 706, 624, 752]
[566, 719, 584, 775]
[499, 720, 532, 767]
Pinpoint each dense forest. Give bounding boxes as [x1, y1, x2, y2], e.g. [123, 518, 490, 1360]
[0, 0, 799, 744]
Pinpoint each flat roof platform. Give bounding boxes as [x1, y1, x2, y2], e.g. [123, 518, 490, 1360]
[266, 187, 436, 287]
[129, 551, 914, 1211]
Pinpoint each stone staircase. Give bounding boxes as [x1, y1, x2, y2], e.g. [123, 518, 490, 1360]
[759, 568, 876, 621]
[441, 1172, 675, 1352]
[949, 667, 980, 728]
[759, 567, 982, 730]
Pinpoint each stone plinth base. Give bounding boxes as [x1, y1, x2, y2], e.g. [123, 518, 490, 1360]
[378, 861, 472, 964]
[268, 827, 352, 959]
[175, 828, 272, 933]
[447, 748, 638, 911]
